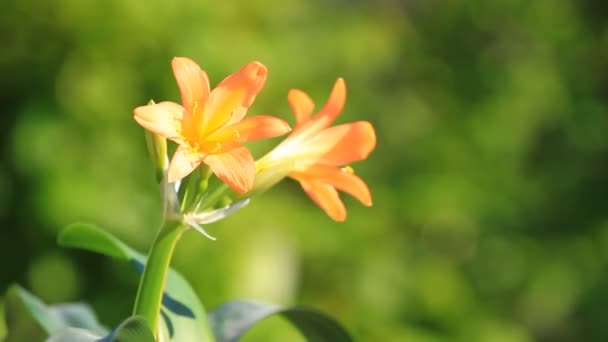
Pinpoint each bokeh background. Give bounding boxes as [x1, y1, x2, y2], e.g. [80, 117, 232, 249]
[2, 0, 608, 341]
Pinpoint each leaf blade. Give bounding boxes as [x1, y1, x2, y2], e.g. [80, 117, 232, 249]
[58, 223, 129, 260]
[208, 300, 353, 342]
[58, 223, 215, 342]
[47, 316, 154, 342]
[3, 285, 109, 341]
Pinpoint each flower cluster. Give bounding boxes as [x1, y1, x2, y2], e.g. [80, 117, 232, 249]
[134, 57, 376, 237]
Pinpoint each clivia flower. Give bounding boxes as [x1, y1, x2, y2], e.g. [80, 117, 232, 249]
[255, 78, 376, 221]
[134, 57, 291, 192]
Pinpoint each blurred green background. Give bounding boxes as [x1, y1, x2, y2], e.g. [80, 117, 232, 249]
[1, 0, 608, 341]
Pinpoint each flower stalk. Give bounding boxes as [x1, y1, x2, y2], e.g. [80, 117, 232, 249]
[133, 218, 185, 337]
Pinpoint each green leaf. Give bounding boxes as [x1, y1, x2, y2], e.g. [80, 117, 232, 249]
[208, 300, 353, 342]
[58, 222, 215, 342]
[49, 303, 108, 335]
[3, 284, 153, 341]
[58, 222, 129, 260]
[46, 327, 101, 342]
[3, 285, 107, 341]
[48, 316, 154, 342]
[100, 316, 155, 342]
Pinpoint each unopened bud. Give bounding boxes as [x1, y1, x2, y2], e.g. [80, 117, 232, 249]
[198, 164, 212, 193]
[144, 100, 168, 182]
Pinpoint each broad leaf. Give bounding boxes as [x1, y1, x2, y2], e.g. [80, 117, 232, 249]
[48, 316, 154, 342]
[58, 223, 214, 342]
[49, 303, 107, 335]
[46, 328, 101, 342]
[101, 316, 154, 342]
[3, 285, 152, 342]
[208, 300, 353, 342]
[3, 285, 107, 342]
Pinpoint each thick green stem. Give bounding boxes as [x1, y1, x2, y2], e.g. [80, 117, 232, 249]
[133, 219, 184, 336]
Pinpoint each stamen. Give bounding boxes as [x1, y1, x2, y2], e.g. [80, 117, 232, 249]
[342, 165, 355, 174]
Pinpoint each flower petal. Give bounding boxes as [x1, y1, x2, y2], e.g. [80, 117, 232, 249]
[288, 89, 315, 126]
[290, 123, 352, 163]
[219, 62, 267, 110]
[167, 145, 203, 183]
[206, 116, 291, 143]
[171, 57, 210, 111]
[188, 198, 251, 224]
[319, 121, 376, 166]
[133, 101, 184, 141]
[299, 179, 346, 221]
[184, 219, 216, 240]
[204, 146, 255, 193]
[202, 62, 267, 134]
[313, 77, 346, 128]
[293, 165, 372, 206]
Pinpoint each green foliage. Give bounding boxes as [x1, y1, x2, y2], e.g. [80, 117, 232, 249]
[46, 316, 154, 342]
[59, 223, 214, 341]
[103, 316, 155, 342]
[4, 285, 84, 341]
[209, 300, 352, 342]
[3, 284, 153, 341]
[58, 223, 353, 341]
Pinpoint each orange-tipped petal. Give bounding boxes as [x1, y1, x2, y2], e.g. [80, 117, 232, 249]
[313, 78, 346, 128]
[204, 146, 255, 193]
[172, 57, 210, 112]
[288, 89, 315, 126]
[299, 179, 346, 221]
[203, 62, 268, 134]
[206, 116, 291, 143]
[133, 101, 184, 141]
[219, 61, 268, 109]
[167, 145, 203, 182]
[294, 165, 372, 206]
[319, 121, 376, 166]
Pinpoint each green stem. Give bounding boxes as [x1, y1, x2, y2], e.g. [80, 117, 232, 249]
[133, 219, 184, 336]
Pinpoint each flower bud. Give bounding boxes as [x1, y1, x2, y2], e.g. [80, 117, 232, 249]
[144, 100, 168, 182]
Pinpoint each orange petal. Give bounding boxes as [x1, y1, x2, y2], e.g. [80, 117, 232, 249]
[219, 62, 267, 110]
[288, 89, 315, 126]
[291, 123, 352, 162]
[133, 101, 184, 141]
[172, 57, 210, 111]
[203, 62, 267, 134]
[313, 78, 346, 128]
[299, 179, 346, 221]
[167, 145, 203, 182]
[206, 116, 291, 143]
[294, 165, 372, 206]
[319, 121, 376, 166]
[204, 146, 255, 193]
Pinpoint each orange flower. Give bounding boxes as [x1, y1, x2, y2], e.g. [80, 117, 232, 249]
[134, 57, 291, 192]
[256, 78, 376, 221]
